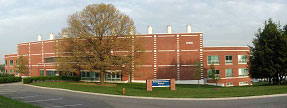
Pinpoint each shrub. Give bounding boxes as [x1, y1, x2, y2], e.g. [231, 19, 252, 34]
[0, 73, 14, 77]
[23, 76, 81, 84]
[0, 77, 22, 84]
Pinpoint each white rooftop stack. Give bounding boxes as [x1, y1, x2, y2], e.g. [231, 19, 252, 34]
[37, 34, 42, 41]
[148, 25, 152, 34]
[167, 25, 172, 34]
[49, 33, 54, 40]
[186, 24, 191, 33]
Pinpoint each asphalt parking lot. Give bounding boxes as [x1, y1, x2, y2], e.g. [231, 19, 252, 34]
[1, 82, 287, 108]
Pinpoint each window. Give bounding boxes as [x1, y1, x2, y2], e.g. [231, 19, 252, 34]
[10, 69, 13, 73]
[40, 70, 44, 76]
[16, 70, 19, 75]
[45, 57, 56, 63]
[46, 70, 57, 76]
[208, 69, 220, 78]
[238, 55, 247, 64]
[5, 60, 7, 66]
[5, 69, 7, 73]
[225, 55, 233, 64]
[10, 60, 14, 66]
[239, 68, 248, 77]
[239, 81, 249, 86]
[225, 69, 233, 78]
[226, 82, 233, 86]
[80, 72, 100, 81]
[207, 56, 219, 65]
[105, 72, 122, 81]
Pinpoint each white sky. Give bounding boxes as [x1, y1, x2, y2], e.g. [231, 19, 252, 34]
[0, 0, 287, 64]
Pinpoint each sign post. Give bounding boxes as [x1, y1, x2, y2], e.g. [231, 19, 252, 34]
[146, 79, 176, 91]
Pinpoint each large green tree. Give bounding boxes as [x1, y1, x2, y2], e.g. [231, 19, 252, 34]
[250, 19, 287, 85]
[57, 4, 143, 84]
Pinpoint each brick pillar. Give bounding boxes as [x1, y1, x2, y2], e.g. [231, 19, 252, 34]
[146, 79, 152, 91]
[170, 79, 176, 90]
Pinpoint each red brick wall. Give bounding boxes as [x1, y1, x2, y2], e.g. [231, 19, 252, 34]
[4, 54, 17, 75]
[203, 47, 251, 86]
[4, 33, 252, 86]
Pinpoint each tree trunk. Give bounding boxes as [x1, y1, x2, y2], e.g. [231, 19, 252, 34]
[100, 70, 105, 85]
[268, 77, 271, 85]
[129, 71, 132, 83]
[198, 80, 199, 88]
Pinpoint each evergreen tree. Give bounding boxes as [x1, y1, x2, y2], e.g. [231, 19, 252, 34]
[250, 19, 287, 85]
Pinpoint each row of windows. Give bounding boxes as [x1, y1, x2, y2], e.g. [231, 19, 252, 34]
[80, 72, 122, 81]
[40, 70, 57, 76]
[226, 81, 249, 86]
[207, 68, 248, 78]
[5, 60, 16, 66]
[207, 55, 247, 65]
[4, 69, 19, 75]
[5, 60, 17, 66]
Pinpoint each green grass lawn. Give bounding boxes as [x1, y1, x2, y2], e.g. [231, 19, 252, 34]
[30, 82, 287, 98]
[0, 95, 40, 108]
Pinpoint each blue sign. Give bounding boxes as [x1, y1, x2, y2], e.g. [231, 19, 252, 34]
[152, 79, 170, 87]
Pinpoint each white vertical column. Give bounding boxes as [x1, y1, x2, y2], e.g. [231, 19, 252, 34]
[176, 34, 180, 80]
[28, 43, 31, 75]
[153, 35, 157, 79]
[41, 41, 44, 63]
[199, 34, 204, 79]
[131, 36, 135, 80]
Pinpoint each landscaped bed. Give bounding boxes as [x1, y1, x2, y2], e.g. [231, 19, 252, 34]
[0, 95, 40, 108]
[30, 82, 287, 98]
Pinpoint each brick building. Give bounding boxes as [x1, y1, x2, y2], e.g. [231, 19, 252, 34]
[4, 25, 251, 86]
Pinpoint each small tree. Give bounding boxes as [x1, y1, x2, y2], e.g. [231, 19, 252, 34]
[193, 61, 201, 87]
[15, 55, 29, 76]
[209, 63, 220, 86]
[0, 64, 4, 72]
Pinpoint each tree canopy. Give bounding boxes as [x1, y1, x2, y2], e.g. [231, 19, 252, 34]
[15, 55, 29, 76]
[57, 4, 143, 84]
[250, 19, 287, 85]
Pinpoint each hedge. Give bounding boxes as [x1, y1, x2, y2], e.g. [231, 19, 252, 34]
[23, 76, 80, 84]
[0, 73, 15, 77]
[0, 77, 22, 84]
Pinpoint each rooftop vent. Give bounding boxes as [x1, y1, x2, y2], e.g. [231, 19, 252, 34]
[186, 24, 191, 33]
[37, 34, 42, 41]
[167, 25, 172, 34]
[49, 33, 54, 40]
[148, 25, 152, 34]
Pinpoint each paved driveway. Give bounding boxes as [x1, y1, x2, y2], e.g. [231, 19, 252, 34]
[0, 83, 287, 108]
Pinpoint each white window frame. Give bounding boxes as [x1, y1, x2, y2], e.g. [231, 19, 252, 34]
[239, 68, 248, 77]
[225, 69, 233, 78]
[9, 60, 14, 66]
[207, 55, 220, 65]
[46, 69, 57, 76]
[39, 69, 44, 76]
[225, 55, 233, 64]
[239, 81, 249, 86]
[208, 69, 220, 79]
[226, 82, 234, 87]
[238, 55, 247, 64]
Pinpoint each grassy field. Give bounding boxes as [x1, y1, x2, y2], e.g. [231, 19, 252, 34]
[0, 95, 40, 108]
[30, 82, 287, 98]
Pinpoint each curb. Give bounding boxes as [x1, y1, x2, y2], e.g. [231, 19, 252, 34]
[23, 84, 287, 101]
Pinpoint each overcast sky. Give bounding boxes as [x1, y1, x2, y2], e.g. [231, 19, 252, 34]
[0, 0, 286, 64]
